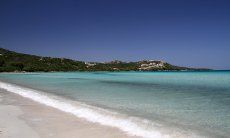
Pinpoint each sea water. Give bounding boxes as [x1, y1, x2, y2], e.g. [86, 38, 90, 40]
[0, 71, 230, 138]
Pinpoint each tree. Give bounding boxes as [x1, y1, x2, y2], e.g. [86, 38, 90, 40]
[10, 62, 24, 70]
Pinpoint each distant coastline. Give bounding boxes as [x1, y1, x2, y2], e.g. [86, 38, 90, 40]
[0, 48, 210, 72]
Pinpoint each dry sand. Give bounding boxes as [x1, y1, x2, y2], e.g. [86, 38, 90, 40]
[0, 89, 137, 138]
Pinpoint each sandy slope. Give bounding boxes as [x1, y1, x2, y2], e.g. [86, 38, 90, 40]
[0, 89, 137, 138]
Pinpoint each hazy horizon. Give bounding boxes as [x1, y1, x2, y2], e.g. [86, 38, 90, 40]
[1, 0, 230, 69]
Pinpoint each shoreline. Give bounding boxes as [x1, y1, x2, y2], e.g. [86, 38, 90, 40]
[0, 79, 227, 138]
[0, 88, 136, 138]
[0, 81, 166, 138]
[0, 69, 218, 74]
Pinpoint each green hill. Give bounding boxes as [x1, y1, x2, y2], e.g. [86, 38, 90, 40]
[0, 48, 208, 72]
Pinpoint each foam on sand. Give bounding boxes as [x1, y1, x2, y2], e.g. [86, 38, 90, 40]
[0, 81, 201, 138]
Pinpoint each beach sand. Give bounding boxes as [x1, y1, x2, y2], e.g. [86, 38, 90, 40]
[0, 89, 137, 138]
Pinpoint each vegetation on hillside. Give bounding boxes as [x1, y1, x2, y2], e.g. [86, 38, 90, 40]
[0, 48, 208, 72]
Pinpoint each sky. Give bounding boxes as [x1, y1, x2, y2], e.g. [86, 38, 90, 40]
[0, 0, 230, 69]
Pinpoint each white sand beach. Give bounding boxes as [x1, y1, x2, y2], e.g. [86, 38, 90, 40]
[0, 89, 137, 138]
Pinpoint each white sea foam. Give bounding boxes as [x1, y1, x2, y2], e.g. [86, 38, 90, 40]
[0, 81, 200, 138]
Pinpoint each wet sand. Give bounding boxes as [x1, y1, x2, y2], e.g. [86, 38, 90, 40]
[0, 89, 137, 138]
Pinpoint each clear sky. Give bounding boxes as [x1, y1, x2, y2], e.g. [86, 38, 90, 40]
[0, 0, 230, 69]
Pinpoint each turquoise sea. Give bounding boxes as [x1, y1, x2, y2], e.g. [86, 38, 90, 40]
[0, 71, 230, 138]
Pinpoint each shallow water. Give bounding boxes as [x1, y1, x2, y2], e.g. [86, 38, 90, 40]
[1, 71, 230, 137]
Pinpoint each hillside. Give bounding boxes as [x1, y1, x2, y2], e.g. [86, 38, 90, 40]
[0, 48, 207, 72]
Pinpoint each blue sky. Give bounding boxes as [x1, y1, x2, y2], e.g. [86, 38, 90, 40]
[0, 0, 230, 69]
